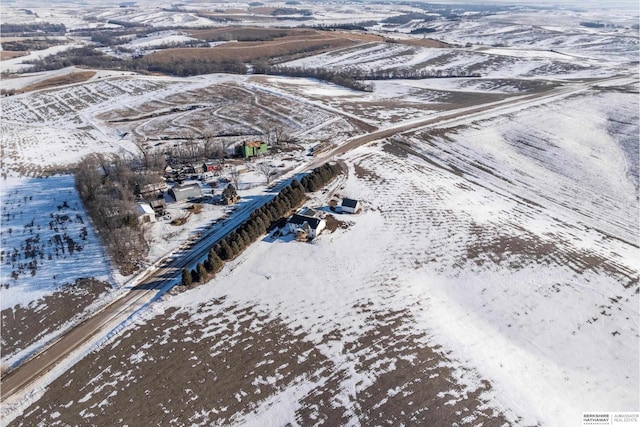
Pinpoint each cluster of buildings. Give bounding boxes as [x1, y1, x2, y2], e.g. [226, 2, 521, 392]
[287, 198, 360, 241]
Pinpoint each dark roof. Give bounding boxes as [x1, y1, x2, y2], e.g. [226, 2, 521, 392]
[341, 198, 359, 208]
[299, 207, 320, 218]
[150, 199, 166, 208]
[289, 214, 323, 230]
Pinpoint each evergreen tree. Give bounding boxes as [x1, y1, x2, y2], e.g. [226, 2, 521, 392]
[209, 251, 224, 272]
[181, 268, 192, 287]
[230, 240, 240, 256]
[218, 240, 233, 260]
[254, 216, 267, 234]
[240, 229, 251, 245]
[197, 263, 208, 283]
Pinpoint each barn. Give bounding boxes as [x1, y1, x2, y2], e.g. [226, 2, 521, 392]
[169, 183, 203, 202]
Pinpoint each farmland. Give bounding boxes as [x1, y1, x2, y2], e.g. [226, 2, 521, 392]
[7, 85, 638, 426]
[0, 0, 638, 426]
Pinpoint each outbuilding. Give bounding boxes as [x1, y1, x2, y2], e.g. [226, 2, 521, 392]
[340, 198, 360, 214]
[135, 203, 156, 223]
[169, 183, 203, 202]
[203, 160, 223, 173]
[237, 140, 268, 158]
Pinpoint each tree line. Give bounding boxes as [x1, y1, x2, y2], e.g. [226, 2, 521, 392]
[24, 46, 247, 77]
[75, 154, 161, 275]
[1, 22, 66, 36]
[251, 63, 480, 92]
[181, 162, 341, 287]
[252, 63, 374, 92]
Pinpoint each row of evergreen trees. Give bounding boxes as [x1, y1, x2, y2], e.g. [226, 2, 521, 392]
[300, 162, 341, 192]
[180, 163, 341, 287]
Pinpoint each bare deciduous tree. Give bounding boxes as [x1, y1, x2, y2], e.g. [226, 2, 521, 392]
[256, 162, 275, 185]
[229, 166, 241, 190]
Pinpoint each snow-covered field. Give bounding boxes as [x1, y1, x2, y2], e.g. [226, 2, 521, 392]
[7, 77, 638, 426]
[0, 44, 83, 74]
[0, 175, 111, 309]
[284, 41, 627, 80]
[1, 1, 638, 425]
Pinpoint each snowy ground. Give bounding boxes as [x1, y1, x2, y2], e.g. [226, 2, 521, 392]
[1, 2, 638, 425]
[7, 82, 638, 426]
[0, 175, 111, 309]
[0, 175, 116, 370]
[0, 44, 83, 74]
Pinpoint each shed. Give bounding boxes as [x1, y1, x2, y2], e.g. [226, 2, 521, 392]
[169, 183, 203, 202]
[139, 182, 167, 198]
[203, 160, 223, 172]
[135, 203, 156, 223]
[149, 199, 166, 214]
[341, 198, 360, 214]
[288, 213, 326, 239]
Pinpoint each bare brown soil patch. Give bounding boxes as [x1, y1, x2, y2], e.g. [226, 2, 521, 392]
[15, 71, 96, 94]
[354, 162, 383, 182]
[189, 26, 301, 41]
[1, 278, 111, 359]
[10, 297, 513, 426]
[324, 214, 350, 232]
[146, 34, 356, 64]
[10, 301, 332, 426]
[0, 51, 27, 60]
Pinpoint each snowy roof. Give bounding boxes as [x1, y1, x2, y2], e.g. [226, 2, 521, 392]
[169, 183, 202, 202]
[135, 203, 154, 216]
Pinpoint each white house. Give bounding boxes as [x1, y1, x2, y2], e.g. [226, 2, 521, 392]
[135, 203, 156, 223]
[341, 198, 360, 214]
[288, 213, 326, 239]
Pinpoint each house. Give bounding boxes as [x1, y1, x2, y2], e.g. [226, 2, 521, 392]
[135, 203, 156, 223]
[169, 183, 203, 202]
[237, 140, 268, 158]
[288, 213, 326, 240]
[203, 160, 223, 173]
[341, 198, 360, 214]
